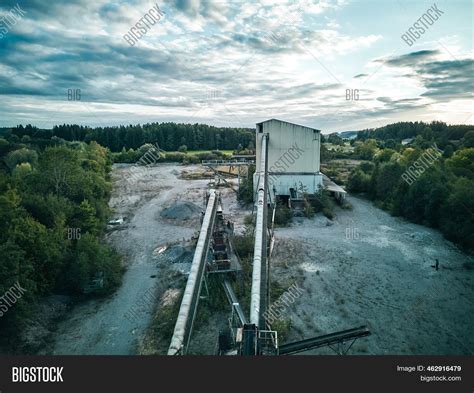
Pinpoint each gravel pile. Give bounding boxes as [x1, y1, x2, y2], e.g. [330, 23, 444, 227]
[160, 201, 202, 220]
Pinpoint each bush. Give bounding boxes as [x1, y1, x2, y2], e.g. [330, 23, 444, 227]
[270, 318, 292, 343]
[322, 207, 334, 220]
[347, 169, 371, 193]
[237, 165, 255, 204]
[233, 235, 254, 259]
[304, 203, 315, 218]
[341, 200, 353, 210]
[310, 189, 334, 213]
[359, 161, 374, 173]
[243, 214, 254, 226]
[61, 233, 122, 295]
[162, 152, 186, 163]
[273, 201, 292, 226]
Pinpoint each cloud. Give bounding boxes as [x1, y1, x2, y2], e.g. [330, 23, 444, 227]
[383, 49, 440, 67]
[0, 0, 471, 131]
[381, 50, 474, 100]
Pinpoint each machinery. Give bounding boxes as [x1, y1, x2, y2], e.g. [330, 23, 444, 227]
[168, 133, 370, 356]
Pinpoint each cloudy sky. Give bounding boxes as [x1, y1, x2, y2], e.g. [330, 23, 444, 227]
[0, 0, 472, 132]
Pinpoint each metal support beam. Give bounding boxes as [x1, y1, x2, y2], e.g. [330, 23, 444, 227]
[168, 190, 219, 355]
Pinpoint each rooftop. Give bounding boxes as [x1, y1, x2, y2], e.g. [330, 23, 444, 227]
[256, 118, 321, 133]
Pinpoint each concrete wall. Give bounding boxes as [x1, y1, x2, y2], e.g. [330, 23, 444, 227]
[254, 119, 322, 196]
[267, 173, 323, 196]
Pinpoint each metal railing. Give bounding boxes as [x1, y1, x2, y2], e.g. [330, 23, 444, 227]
[202, 160, 255, 166]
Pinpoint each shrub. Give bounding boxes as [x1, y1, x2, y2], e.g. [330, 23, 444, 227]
[310, 189, 334, 214]
[347, 169, 371, 193]
[322, 207, 334, 220]
[270, 318, 292, 343]
[237, 165, 255, 204]
[233, 235, 254, 259]
[304, 204, 315, 218]
[273, 201, 292, 226]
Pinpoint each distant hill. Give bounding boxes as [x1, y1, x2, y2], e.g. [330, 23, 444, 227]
[354, 121, 473, 144]
[337, 131, 359, 139]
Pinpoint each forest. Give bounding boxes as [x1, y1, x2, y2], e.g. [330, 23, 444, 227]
[0, 140, 122, 343]
[346, 126, 474, 252]
[354, 121, 473, 148]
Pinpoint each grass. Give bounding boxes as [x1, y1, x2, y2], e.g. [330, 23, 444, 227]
[271, 318, 292, 343]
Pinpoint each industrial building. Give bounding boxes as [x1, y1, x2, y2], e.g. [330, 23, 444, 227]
[253, 119, 323, 200]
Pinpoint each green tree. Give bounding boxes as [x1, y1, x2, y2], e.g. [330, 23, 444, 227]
[347, 169, 371, 193]
[462, 130, 474, 148]
[4, 148, 38, 171]
[446, 148, 474, 179]
[440, 178, 474, 249]
[354, 139, 377, 160]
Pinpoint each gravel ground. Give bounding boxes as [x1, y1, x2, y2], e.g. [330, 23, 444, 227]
[272, 196, 474, 355]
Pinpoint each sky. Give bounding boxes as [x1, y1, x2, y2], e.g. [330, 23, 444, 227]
[0, 0, 472, 133]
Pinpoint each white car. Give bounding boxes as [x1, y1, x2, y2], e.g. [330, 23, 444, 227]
[108, 217, 124, 225]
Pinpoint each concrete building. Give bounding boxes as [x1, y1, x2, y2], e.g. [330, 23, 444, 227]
[254, 119, 323, 200]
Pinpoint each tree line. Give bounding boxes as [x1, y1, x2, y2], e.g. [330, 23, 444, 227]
[6, 122, 255, 152]
[355, 121, 473, 149]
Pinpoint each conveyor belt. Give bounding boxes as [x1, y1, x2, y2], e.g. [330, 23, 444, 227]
[250, 133, 269, 329]
[168, 190, 219, 355]
[279, 326, 370, 355]
[222, 279, 247, 326]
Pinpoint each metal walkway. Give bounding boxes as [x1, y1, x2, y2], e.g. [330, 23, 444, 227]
[202, 159, 255, 166]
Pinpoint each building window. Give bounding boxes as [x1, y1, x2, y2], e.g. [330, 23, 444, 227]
[257, 124, 263, 133]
